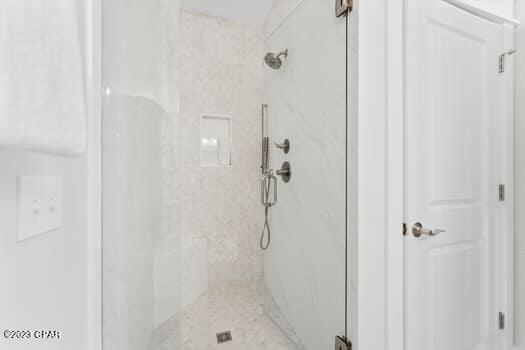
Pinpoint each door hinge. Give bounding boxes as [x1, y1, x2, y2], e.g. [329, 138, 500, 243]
[499, 312, 505, 330]
[335, 336, 352, 350]
[498, 184, 505, 202]
[499, 49, 517, 73]
[336, 0, 353, 17]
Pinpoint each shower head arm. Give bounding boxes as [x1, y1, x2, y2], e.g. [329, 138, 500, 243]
[276, 49, 288, 59]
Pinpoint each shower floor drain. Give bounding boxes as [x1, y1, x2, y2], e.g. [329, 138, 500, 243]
[216, 330, 232, 344]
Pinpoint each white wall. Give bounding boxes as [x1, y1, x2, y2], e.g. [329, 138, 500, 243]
[0, 2, 91, 349]
[0, 152, 88, 350]
[515, 1, 525, 348]
[355, 0, 407, 348]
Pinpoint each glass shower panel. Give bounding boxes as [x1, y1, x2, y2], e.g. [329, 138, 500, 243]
[263, 1, 348, 349]
[102, 0, 180, 349]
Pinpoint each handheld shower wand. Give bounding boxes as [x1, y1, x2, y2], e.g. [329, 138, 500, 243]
[261, 104, 270, 174]
[260, 104, 276, 250]
[262, 136, 269, 174]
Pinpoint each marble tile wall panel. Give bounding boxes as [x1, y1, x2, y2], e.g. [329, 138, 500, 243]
[264, 0, 305, 38]
[178, 10, 265, 289]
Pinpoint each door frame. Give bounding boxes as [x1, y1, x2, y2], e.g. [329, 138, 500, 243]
[356, 0, 404, 348]
[356, 0, 514, 349]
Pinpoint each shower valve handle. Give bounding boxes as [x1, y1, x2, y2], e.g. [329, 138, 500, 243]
[276, 169, 289, 176]
[276, 162, 292, 183]
[274, 139, 290, 154]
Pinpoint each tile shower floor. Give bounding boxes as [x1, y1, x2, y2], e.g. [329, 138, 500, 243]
[182, 283, 298, 350]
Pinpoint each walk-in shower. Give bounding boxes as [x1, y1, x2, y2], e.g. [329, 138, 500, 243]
[102, 1, 351, 349]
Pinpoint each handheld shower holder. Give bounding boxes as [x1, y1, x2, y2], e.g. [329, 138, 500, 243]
[261, 171, 277, 208]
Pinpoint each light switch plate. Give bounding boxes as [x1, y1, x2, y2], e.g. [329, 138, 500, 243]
[17, 176, 63, 242]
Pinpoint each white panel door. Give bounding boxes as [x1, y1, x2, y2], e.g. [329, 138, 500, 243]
[404, 1, 510, 349]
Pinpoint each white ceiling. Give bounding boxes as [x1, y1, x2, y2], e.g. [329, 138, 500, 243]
[180, 0, 275, 26]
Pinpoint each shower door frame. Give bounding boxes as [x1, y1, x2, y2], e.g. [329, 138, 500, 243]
[357, 0, 515, 349]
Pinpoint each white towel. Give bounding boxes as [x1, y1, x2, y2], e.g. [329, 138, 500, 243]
[0, 0, 86, 156]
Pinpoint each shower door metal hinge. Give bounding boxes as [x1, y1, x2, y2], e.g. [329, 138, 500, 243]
[336, 0, 352, 17]
[335, 336, 352, 350]
[499, 312, 506, 330]
[499, 184, 506, 202]
[499, 49, 517, 73]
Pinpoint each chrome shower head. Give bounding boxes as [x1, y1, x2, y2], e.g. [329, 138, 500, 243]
[264, 49, 288, 70]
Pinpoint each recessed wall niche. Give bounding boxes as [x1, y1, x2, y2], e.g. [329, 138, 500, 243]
[200, 115, 232, 167]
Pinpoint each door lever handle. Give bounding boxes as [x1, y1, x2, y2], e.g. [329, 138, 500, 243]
[412, 222, 446, 238]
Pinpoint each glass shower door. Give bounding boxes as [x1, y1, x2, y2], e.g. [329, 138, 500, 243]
[263, 1, 349, 349]
[102, 0, 350, 349]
